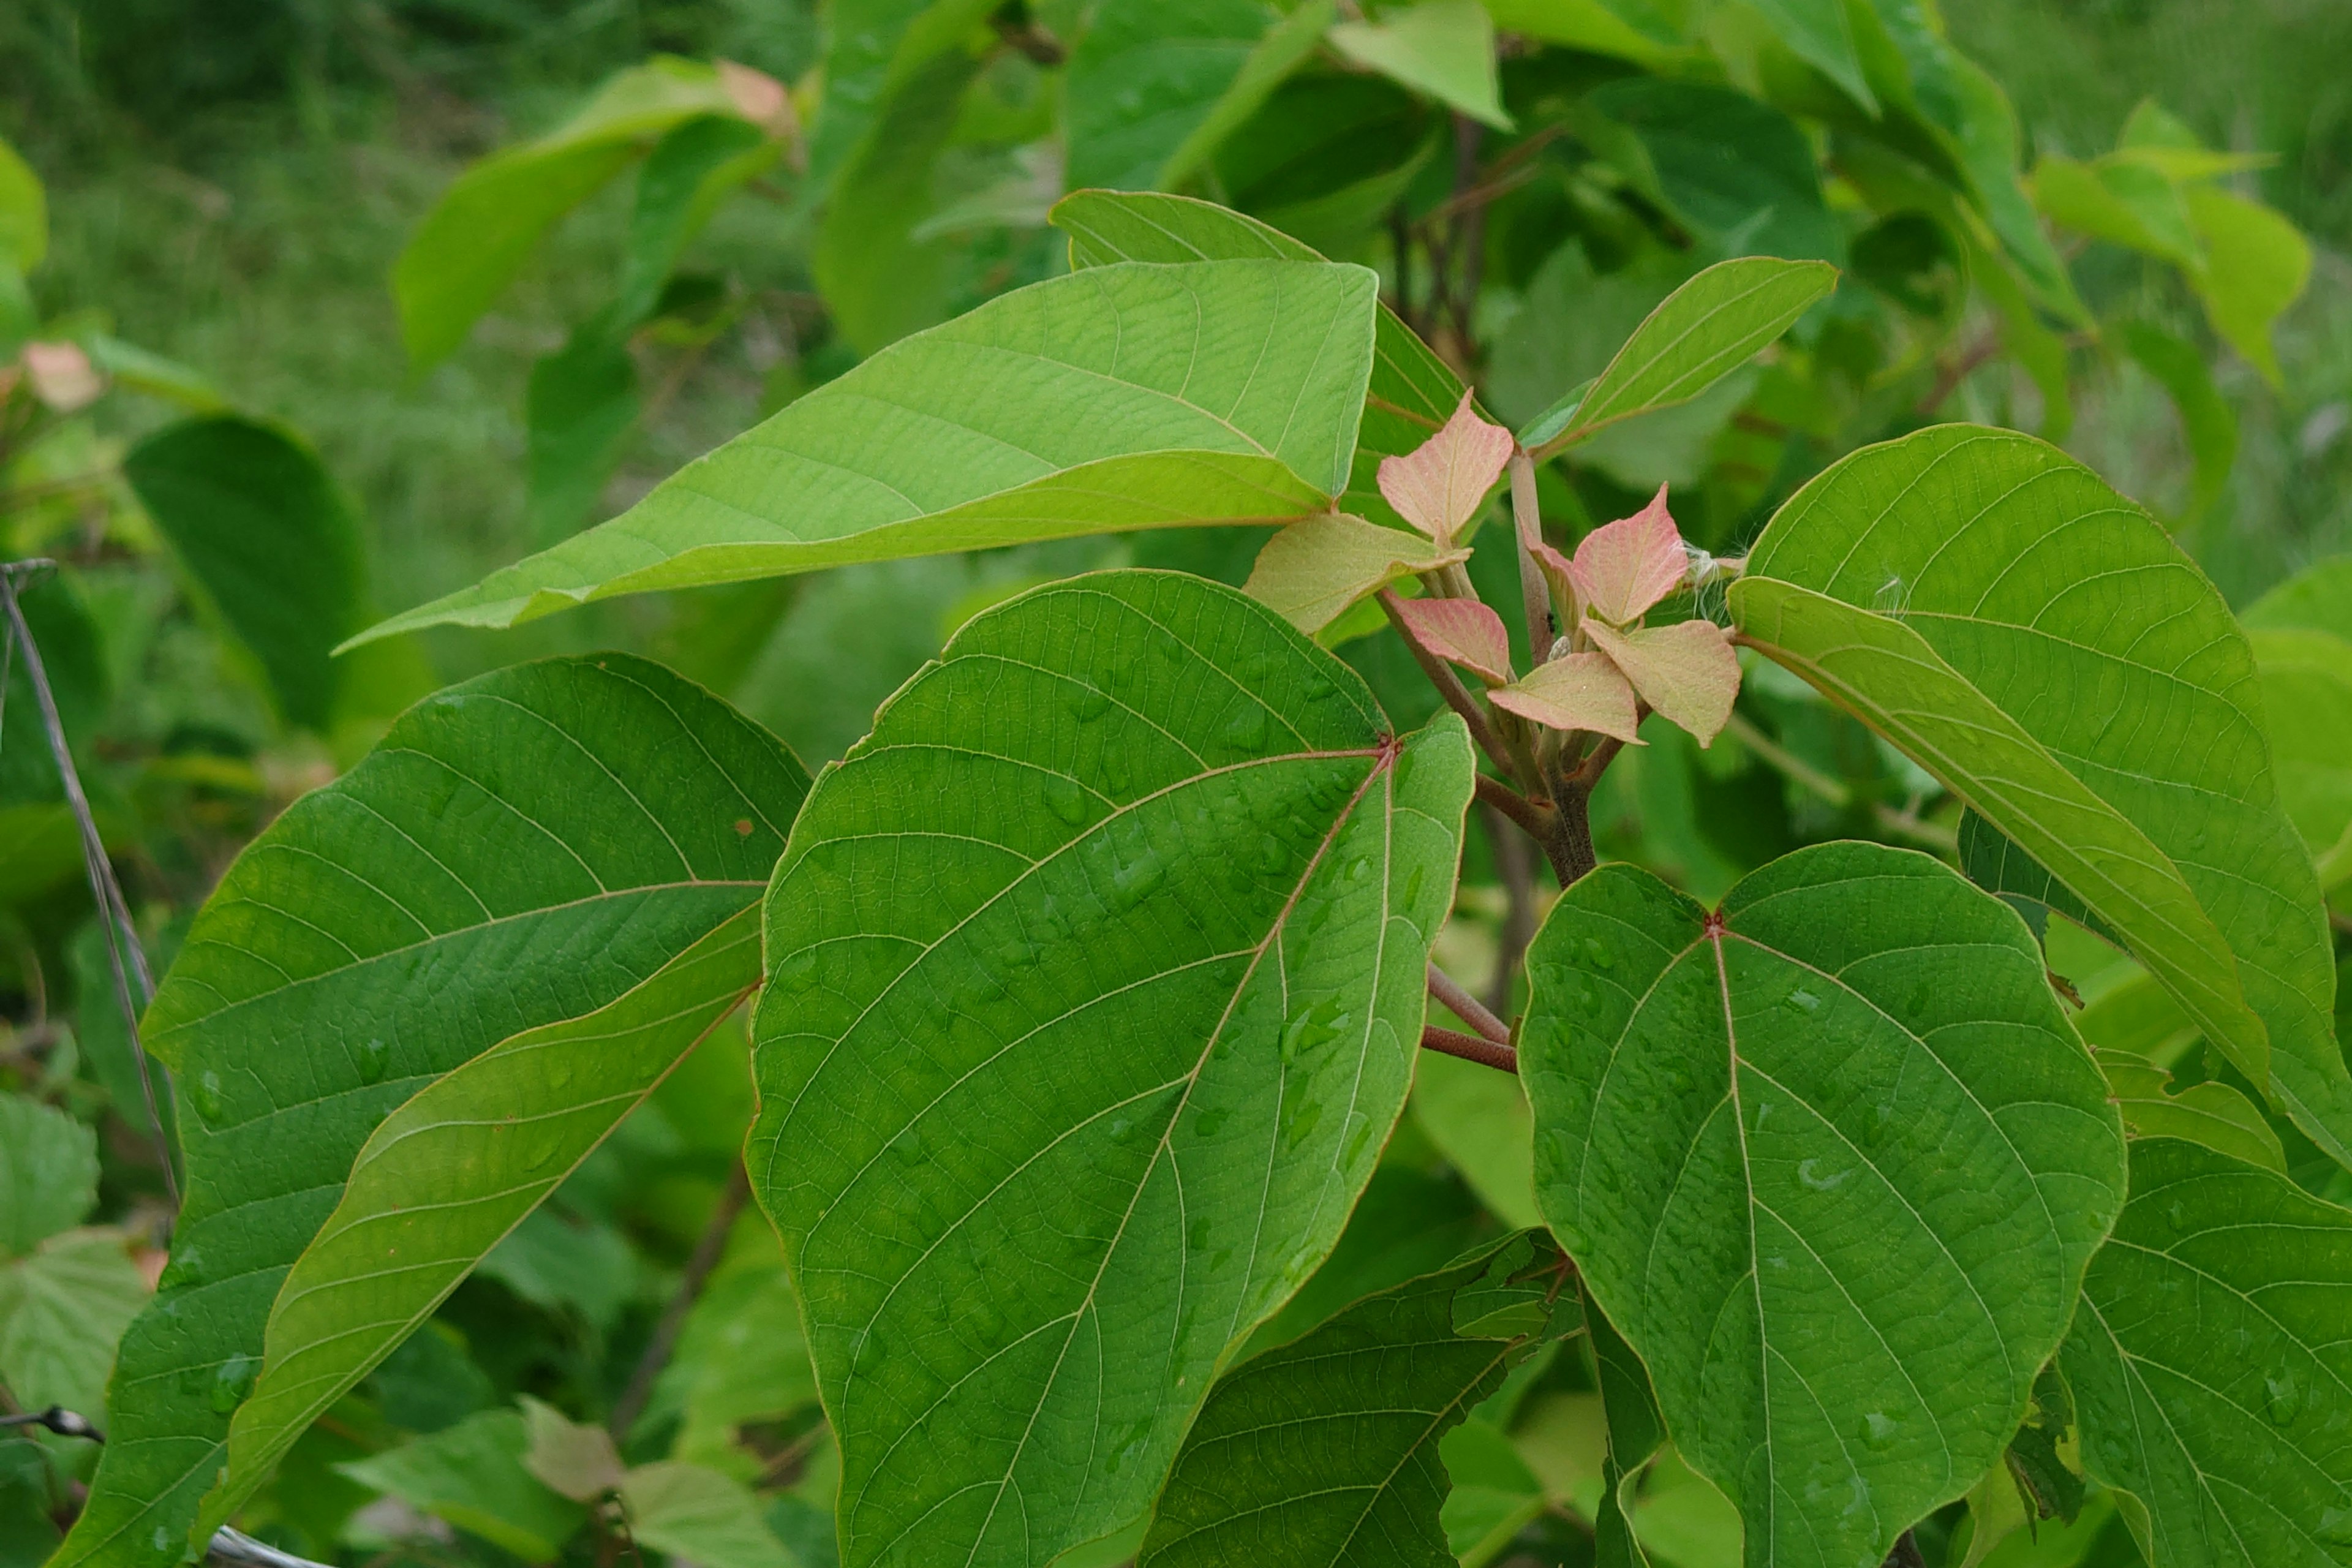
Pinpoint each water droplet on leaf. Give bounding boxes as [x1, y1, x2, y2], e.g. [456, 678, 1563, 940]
[1858, 1412, 1898, 1451]
[190, 1070, 226, 1124]
[1042, 775, 1089, 827]
[1786, 989, 1821, 1014]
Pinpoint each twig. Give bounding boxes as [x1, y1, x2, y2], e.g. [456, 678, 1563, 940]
[1509, 452, 1555, 664]
[0, 1406, 103, 1439]
[1917, 332, 2003, 418]
[610, 1162, 752, 1440]
[1481, 802, 1539, 1017]
[1428, 962, 1510, 1046]
[1475, 772, 1553, 842]
[1448, 116, 1488, 347]
[992, 13, 1066, 65]
[1422, 1024, 1517, 1074]
[2, 562, 176, 1206]
[1379, 590, 1517, 785]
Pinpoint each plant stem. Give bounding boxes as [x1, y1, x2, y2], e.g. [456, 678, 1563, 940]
[609, 1161, 751, 1441]
[1421, 1024, 1517, 1074]
[1475, 773, 1553, 841]
[1427, 962, 1510, 1046]
[1509, 452, 1555, 663]
[1545, 779, 1599, 884]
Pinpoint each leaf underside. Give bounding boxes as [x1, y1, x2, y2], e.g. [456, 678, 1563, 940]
[748, 570, 1472, 1568]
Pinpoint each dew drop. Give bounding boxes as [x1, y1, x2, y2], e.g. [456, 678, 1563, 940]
[993, 937, 1037, 972]
[1858, 1411, 1898, 1451]
[546, 1054, 576, 1091]
[2316, 1507, 2352, 1547]
[189, 1070, 227, 1124]
[357, 1037, 391, 1086]
[1582, 937, 1617, 970]
[775, 949, 821, 993]
[2168, 1200, 2190, 1231]
[1223, 706, 1269, 753]
[1113, 854, 1165, 911]
[1346, 854, 1373, 883]
[1785, 989, 1822, 1014]
[1042, 774, 1090, 827]
[1798, 1158, 1851, 1192]
[1068, 685, 1112, 723]
[2266, 1370, 2304, 1425]
[209, 1354, 258, 1412]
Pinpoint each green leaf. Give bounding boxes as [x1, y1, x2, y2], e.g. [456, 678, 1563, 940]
[1736, 424, 2351, 1169]
[617, 115, 775, 328]
[805, 0, 996, 194]
[1956, 809, 2113, 946]
[1242, 1164, 1497, 1359]
[1939, 58, 2083, 320]
[1242, 513, 1467, 634]
[2095, 1050, 2286, 1175]
[520, 1398, 625, 1502]
[2184, 184, 2310, 386]
[0, 135, 43, 273]
[353, 261, 1377, 643]
[2245, 556, 2352, 644]
[1330, 0, 1511, 131]
[638, 1242, 819, 1464]
[748, 570, 1474, 1567]
[2029, 156, 2200, 266]
[1410, 1049, 1540, 1229]
[1581, 81, 1841, 263]
[620, 1462, 796, 1568]
[0, 1093, 99, 1256]
[55, 655, 807, 1568]
[2060, 1138, 2352, 1567]
[1747, 0, 1874, 111]
[1138, 1232, 1570, 1568]
[1525, 257, 1837, 458]
[123, 416, 368, 730]
[1523, 841, 2127, 1568]
[1585, 1289, 1664, 1568]
[2119, 321, 2236, 523]
[1047, 190, 1469, 538]
[0, 1230, 148, 1415]
[394, 57, 747, 369]
[2249, 628, 2352, 872]
[339, 1410, 587, 1562]
[204, 908, 763, 1535]
[1481, 0, 1678, 62]
[524, 320, 640, 545]
[1066, 0, 1336, 191]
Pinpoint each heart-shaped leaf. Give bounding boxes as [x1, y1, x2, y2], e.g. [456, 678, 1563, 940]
[748, 570, 1472, 1568]
[1523, 840, 2127, 1568]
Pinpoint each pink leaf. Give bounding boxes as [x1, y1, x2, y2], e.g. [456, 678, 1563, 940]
[1376, 390, 1514, 545]
[1490, 652, 1643, 743]
[1585, 618, 1741, 746]
[21, 342, 102, 413]
[1394, 598, 1513, 685]
[1567, 483, 1686, 624]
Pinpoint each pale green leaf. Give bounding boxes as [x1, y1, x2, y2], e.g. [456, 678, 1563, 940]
[2030, 156, 2200, 266]
[2061, 1138, 2352, 1568]
[55, 656, 807, 1568]
[2120, 321, 2236, 523]
[394, 57, 746, 368]
[2185, 184, 2311, 386]
[1939, 58, 2082, 321]
[1524, 842, 2127, 1568]
[1586, 1290, 1664, 1568]
[1139, 1233, 1570, 1568]
[620, 1461, 795, 1568]
[1331, 0, 1512, 130]
[1736, 424, 2351, 1168]
[206, 909, 763, 1534]
[0, 1093, 99, 1257]
[339, 1410, 587, 1563]
[617, 114, 775, 328]
[2095, 1050, 2285, 1175]
[124, 416, 369, 730]
[0, 1230, 147, 1415]
[2249, 628, 2352, 870]
[1047, 190, 1470, 537]
[749, 570, 1474, 1567]
[353, 261, 1377, 643]
[0, 135, 43, 274]
[1526, 257, 1836, 458]
[1066, 0, 1335, 191]
[521, 1398, 627, 1503]
[1243, 513, 1467, 634]
[1411, 1050, 1540, 1228]
[1480, 0, 1678, 62]
[2245, 556, 2352, 644]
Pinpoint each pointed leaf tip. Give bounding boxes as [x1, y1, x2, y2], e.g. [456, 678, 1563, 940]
[1585, 618, 1740, 746]
[1492, 652, 1643, 743]
[1377, 389, 1513, 545]
[1394, 597, 1513, 685]
[1570, 484, 1686, 624]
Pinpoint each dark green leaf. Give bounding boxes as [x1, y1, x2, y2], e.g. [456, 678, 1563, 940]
[1583, 80, 1842, 263]
[749, 570, 1474, 1567]
[338, 1410, 587, 1562]
[1523, 841, 2127, 1568]
[55, 655, 807, 1568]
[805, 0, 994, 194]
[525, 321, 639, 545]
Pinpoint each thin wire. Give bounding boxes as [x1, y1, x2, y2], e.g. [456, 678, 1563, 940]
[0, 562, 177, 1206]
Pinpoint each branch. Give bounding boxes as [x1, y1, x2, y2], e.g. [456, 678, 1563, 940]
[1475, 772, 1553, 842]
[1427, 962, 1510, 1046]
[1916, 331, 2003, 418]
[1422, 1024, 1517, 1074]
[1379, 589, 1518, 785]
[610, 1161, 752, 1439]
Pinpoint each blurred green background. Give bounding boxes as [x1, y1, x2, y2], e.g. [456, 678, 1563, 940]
[6, 0, 2345, 773]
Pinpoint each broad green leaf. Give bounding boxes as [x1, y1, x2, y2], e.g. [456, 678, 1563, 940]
[1586, 1289, 1665, 1568]
[353, 261, 1377, 643]
[394, 57, 746, 369]
[339, 1410, 587, 1562]
[1523, 841, 2127, 1568]
[2184, 184, 2310, 386]
[56, 655, 807, 1568]
[1242, 513, 1468, 634]
[2095, 1050, 2285, 1175]
[813, 45, 981, 354]
[2248, 628, 2352, 871]
[2060, 1138, 2352, 1567]
[205, 909, 763, 1535]
[1524, 257, 1836, 458]
[748, 570, 1474, 1567]
[2120, 322, 2236, 523]
[1581, 81, 1841, 264]
[1047, 190, 1470, 537]
[0, 1230, 147, 1415]
[620, 1462, 794, 1568]
[1955, 809, 2112, 946]
[1411, 1050, 1540, 1228]
[1243, 1164, 1496, 1357]
[1330, 0, 1511, 131]
[1139, 1232, 1571, 1568]
[0, 135, 42, 273]
[123, 416, 367, 730]
[1738, 426, 2349, 1165]
[1940, 59, 2082, 318]
[2030, 156, 2199, 266]
[1746, 0, 1874, 111]
[1066, 0, 1336, 192]
[0, 1093, 99, 1256]
[525, 320, 639, 545]
[2245, 556, 2352, 644]
[1481, 0, 1678, 62]
[805, 0, 996, 193]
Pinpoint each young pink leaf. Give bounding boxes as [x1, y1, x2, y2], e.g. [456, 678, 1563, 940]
[21, 342, 103, 413]
[1393, 597, 1513, 685]
[1568, 483, 1686, 624]
[1244, 513, 1469, 634]
[1491, 651, 1643, 743]
[1584, 617, 1740, 746]
[1377, 389, 1514, 545]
